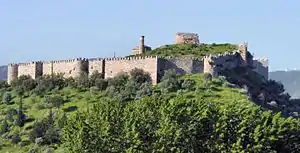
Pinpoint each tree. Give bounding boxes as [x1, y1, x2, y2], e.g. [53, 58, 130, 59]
[129, 68, 151, 85]
[11, 75, 36, 91]
[89, 71, 104, 87]
[15, 85, 25, 127]
[159, 69, 181, 92]
[181, 79, 196, 91]
[43, 95, 64, 110]
[95, 78, 108, 91]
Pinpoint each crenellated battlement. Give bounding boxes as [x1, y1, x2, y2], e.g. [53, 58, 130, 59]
[6, 34, 269, 85]
[103, 55, 157, 61]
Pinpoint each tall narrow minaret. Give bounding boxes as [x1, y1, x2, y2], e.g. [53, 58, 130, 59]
[239, 42, 248, 66]
[139, 36, 145, 54]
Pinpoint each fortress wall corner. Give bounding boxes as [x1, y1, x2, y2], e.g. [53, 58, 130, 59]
[105, 56, 158, 85]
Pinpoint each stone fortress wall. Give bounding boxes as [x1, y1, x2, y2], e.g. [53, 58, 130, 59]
[7, 33, 269, 85]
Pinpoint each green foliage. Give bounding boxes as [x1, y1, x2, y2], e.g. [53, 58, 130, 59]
[75, 72, 90, 89]
[29, 110, 60, 145]
[94, 78, 108, 91]
[159, 69, 181, 93]
[0, 80, 8, 89]
[140, 43, 237, 58]
[129, 68, 152, 84]
[89, 70, 104, 87]
[2, 92, 12, 105]
[0, 119, 9, 134]
[34, 74, 66, 95]
[43, 95, 64, 109]
[2, 67, 300, 152]
[62, 73, 300, 152]
[181, 78, 196, 91]
[11, 75, 36, 91]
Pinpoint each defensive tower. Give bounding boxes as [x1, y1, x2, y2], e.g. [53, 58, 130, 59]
[7, 64, 18, 84]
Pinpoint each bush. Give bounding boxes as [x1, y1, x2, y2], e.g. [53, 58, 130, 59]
[76, 72, 89, 88]
[159, 69, 181, 92]
[0, 80, 8, 89]
[2, 92, 12, 105]
[89, 71, 104, 87]
[0, 119, 9, 134]
[95, 78, 108, 91]
[43, 95, 64, 109]
[29, 110, 58, 145]
[10, 75, 36, 91]
[129, 68, 152, 85]
[11, 134, 21, 144]
[135, 82, 153, 99]
[181, 79, 196, 91]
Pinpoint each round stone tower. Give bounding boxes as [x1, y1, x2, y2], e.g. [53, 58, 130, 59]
[7, 64, 18, 84]
[139, 36, 145, 54]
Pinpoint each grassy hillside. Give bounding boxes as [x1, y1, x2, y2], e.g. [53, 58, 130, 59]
[0, 69, 299, 152]
[130, 43, 238, 58]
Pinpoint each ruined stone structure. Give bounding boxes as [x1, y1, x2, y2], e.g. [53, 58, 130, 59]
[175, 32, 200, 44]
[7, 34, 269, 85]
[131, 36, 152, 55]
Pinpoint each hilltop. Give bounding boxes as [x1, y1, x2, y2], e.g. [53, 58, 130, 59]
[129, 43, 238, 58]
[0, 67, 299, 152]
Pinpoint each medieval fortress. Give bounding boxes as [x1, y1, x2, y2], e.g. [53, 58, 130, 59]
[7, 33, 269, 85]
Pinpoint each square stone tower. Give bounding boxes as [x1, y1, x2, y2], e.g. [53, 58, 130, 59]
[175, 32, 200, 44]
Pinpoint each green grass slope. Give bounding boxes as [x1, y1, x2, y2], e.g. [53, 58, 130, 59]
[130, 43, 238, 58]
[0, 71, 299, 152]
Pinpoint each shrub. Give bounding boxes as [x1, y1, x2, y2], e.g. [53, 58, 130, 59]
[159, 69, 181, 92]
[11, 134, 21, 144]
[0, 80, 8, 89]
[29, 110, 57, 145]
[89, 71, 104, 87]
[181, 79, 196, 91]
[129, 68, 151, 85]
[11, 75, 36, 91]
[2, 92, 12, 105]
[76, 72, 89, 88]
[135, 82, 153, 99]
[95, 78, 108, 91]
[43, 95, 64, 109]
[0, 119, 9, 134]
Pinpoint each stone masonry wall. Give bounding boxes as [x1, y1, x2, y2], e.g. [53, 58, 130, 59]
[43, 58, 85, 78]
[18, 62, 43, 79]
[105, 56, 158, 85]
[88, 58, 105, 76]
[157, 56, 204, 81]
